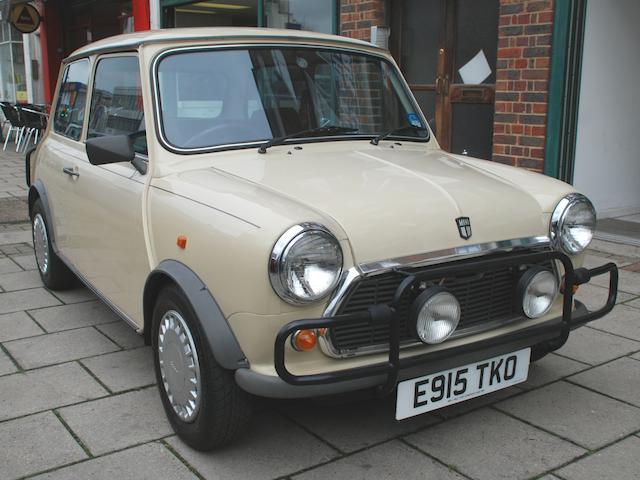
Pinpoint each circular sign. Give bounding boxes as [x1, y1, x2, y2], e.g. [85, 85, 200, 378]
[10, 3, 41, 34]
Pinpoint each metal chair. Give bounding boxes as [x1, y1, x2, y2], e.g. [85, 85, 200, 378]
[1, 102, 26, 151]
[16, 106, 47, 152]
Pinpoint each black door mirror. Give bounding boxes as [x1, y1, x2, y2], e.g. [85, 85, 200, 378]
[85, 135, 135, 166]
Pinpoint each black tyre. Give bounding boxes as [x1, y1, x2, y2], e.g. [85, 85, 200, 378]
[152, 284, 252, 450]
[30, 199, 75, 290]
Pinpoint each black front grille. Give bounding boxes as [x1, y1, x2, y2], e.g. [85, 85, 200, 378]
[329, 253, 553, 355]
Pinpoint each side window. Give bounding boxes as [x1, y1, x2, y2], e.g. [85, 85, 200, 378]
[53, 60, 90, 141]
[88, 56, 146, 154]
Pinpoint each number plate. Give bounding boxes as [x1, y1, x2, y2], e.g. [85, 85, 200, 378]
[396, 348, 530, 420]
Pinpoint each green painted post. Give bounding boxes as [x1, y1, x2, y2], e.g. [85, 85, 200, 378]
[544, 1, 571, 179]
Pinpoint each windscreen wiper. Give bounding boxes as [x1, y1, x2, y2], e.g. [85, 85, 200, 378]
[370, 124, 429, 146]
[258, 125, 359, 154]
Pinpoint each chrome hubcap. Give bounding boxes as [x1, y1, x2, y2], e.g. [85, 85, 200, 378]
[33, 213, 49, 275]
[158, 310, 201, 422]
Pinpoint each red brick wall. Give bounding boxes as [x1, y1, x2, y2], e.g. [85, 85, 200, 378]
[339, 0, 555, 172]
[340, 0, 386, 41]
[493, 0, 555, 171]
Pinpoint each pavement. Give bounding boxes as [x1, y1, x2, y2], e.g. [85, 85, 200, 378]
[1, 145, 640, 480]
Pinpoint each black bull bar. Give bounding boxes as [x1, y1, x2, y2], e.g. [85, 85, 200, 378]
[274, 250, 618, 393]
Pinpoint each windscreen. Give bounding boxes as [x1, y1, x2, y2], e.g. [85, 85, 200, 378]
[156, 46, 428, 150]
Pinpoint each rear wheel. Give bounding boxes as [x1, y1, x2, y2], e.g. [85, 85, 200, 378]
[31, 199, 75, 290]
[152, 284, 252, 450]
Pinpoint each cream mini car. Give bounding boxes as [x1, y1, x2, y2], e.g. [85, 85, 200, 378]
[26, 28, 618, 450]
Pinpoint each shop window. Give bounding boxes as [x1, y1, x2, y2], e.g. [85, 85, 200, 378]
[264, 0, 334, 33]
[61, 0, 135, 57]
[163, 0, 258, 28]
[53, 60, 90, 141]
[0, 22, 26, 103]
[161, 0, 336, 33]
[88, 56, 146, 154]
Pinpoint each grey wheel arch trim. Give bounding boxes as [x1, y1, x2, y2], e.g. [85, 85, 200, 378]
[144, 259, 249, 370]
[28, 181, 56, 247]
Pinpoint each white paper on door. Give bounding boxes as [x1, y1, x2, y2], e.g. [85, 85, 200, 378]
[458, 50, 492, 85]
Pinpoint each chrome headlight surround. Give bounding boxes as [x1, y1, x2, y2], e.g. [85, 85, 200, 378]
[550, 193, 596, 254]
[269, 223, 344, 305]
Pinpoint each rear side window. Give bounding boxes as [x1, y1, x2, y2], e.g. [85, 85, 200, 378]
[88, 56, 146, 154]
[53, 60, 90, 141]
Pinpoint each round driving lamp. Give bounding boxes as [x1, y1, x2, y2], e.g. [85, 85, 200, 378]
[517, 267, 559, 319]
[550, 194, 596, 254]
[411, 287, 461, 344]
[269, 223, 343, 305]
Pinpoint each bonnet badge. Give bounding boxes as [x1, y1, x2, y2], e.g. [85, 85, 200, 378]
[456, 217, 472, 240]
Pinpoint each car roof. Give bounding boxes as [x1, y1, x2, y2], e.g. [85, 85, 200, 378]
[65, 27, 381, 62]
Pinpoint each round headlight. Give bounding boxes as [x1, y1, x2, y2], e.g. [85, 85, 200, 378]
[517, 268, 559, 319]
[550, 194, 596, 254]
[411, 288, 461, 344]
[269, 223, 343, 305]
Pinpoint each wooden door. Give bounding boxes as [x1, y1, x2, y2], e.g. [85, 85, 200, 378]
[391, 0, 499, 159]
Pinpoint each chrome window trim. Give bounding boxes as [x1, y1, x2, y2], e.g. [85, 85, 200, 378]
[150, 43, 430, 155]
[318, 235, 555, 359]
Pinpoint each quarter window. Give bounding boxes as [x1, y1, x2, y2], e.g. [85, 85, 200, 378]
[53, 60, 90, 141]
[88, 56, 146, 154]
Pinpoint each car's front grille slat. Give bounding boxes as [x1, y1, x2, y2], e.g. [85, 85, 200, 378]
[328, 254, 553, 355]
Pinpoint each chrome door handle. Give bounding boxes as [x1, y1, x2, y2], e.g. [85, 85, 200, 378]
[62, 166, 79, 177]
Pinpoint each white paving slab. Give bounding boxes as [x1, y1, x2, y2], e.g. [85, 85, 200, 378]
[496, 381, 640, 449]
[405, 408, 584, 480]
[557, 326, 640, 365]
[284, 395, 438, 453]
[29, 301, 119, 332]
[0, 362, 107, 421]
[294, 440, 465, 480]
[96, 321, 145, 349]
[0, 310, 45, 342]
[81, 347, 155, 392]
[167, 410, 339, 480]
[568, 357, 640, 408]
[0, 288, 61, 315]
[58, 387, 173, 455]
[0, 412, 87, 480]
[0, 347, 17, 376]
[4, 327, 120, 369]
[558, 435, 640, 480]
[0, 269, 43, 291]
[30, 442, 197, 480]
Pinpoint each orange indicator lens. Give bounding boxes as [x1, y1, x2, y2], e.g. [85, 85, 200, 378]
[177, 235, 187, 249]
[292, 329, 317, 351]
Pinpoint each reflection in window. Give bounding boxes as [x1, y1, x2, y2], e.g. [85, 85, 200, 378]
[157, 47, 426, 150]
[265, 0, 333, 34]
[53, 60, 90, 141]
[165, 0, 258, 28]
[88, 56, 146, 154]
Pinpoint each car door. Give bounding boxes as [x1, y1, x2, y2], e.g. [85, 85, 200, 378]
[64, 53, 150, 326]
[37, 59, 91, 253]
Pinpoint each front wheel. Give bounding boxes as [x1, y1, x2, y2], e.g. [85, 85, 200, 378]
[152, 285, 252, 450]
